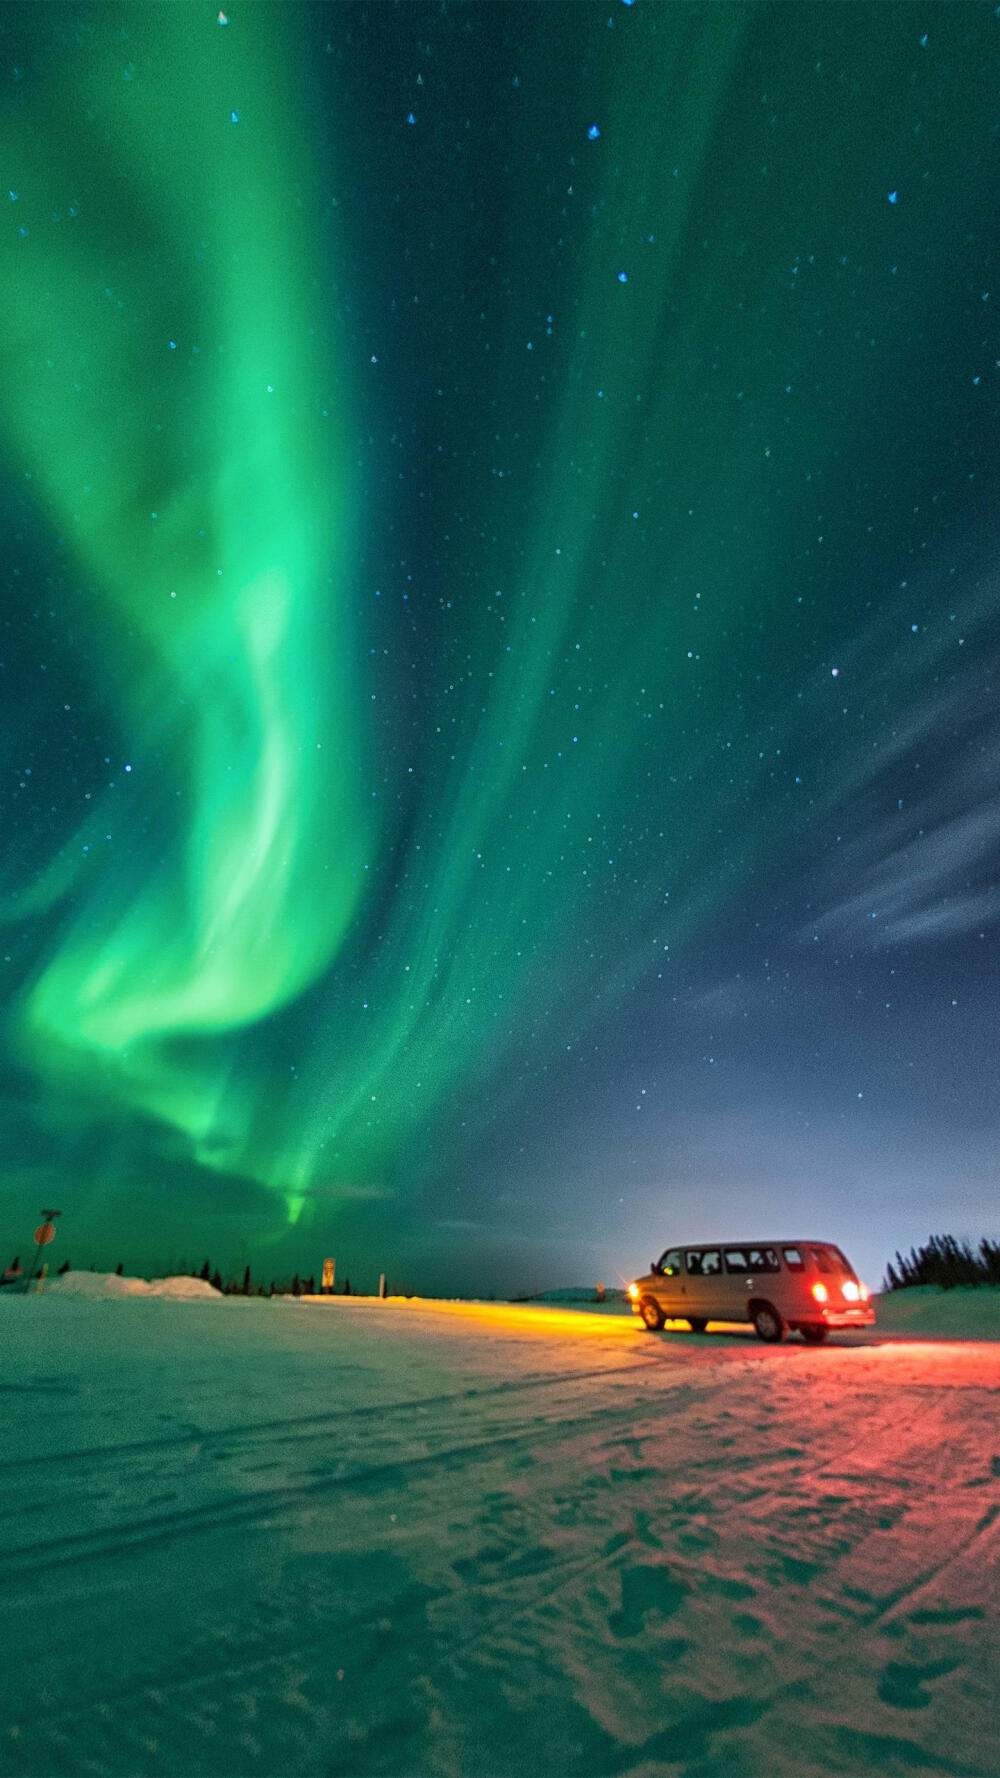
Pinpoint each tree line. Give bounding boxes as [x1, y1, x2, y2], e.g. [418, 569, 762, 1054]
[884, 1234, 1000, 1291]
[189, 1260, 366, 1297]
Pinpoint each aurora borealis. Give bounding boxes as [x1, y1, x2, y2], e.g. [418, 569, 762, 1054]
[2, 3, 998, 1293]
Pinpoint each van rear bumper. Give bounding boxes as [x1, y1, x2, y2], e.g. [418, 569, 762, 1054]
[816, 1306, 876, 1328]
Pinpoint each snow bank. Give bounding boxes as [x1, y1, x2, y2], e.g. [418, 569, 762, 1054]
[871, 1283, 1000, 1338]
[45, 1270, 222, 1300]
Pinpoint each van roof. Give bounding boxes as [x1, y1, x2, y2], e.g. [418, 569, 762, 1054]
[664, 1240, 843, 1251]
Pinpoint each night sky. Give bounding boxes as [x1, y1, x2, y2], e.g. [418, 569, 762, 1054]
[1, 3, 998, 1296]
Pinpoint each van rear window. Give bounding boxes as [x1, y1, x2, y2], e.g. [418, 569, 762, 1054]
[810, 1247, 834, 1274]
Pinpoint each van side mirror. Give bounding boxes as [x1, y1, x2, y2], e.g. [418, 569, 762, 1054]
[650, 1260, 660, 1275]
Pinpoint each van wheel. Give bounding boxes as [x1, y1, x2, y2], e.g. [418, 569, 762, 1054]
[801, 1325, 829, 1345]
[687, 1317, 708, 1334]
[639, 1297, 665, 1331]
[752, 1304, 784, 1344]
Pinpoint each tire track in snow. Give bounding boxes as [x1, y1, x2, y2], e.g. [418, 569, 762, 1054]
[1, 1386, 710, 1575]
[0, 1359, 658, 1478]
[867, 1499, 1000, 1630]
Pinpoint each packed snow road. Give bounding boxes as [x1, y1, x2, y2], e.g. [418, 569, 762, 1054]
[1, 1298, 998, 1778]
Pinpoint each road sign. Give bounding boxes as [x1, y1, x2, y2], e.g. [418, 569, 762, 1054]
[322, 1257, 335, 1291]
[33, 1223, 56, 1246]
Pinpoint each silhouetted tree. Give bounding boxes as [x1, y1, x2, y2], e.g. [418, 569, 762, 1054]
[304, 1275, 315, 1295]
[241, 1265, 251, 1296]
[211, 1268, 223, 1292]
[981, 1238, 1000, 1284]
[199, 1259, 212, 1282]
[885, 1235, 999, 1290]
[115, 1261, 124, 1276]
[342, 1277, 351, 1296]
[57, 1258, 71, 1275]
[291, 1273, 301, 1296]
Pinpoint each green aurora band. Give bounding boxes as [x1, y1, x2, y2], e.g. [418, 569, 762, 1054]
[1, 4, 995, 1264]
[2, 9, 377, 1214]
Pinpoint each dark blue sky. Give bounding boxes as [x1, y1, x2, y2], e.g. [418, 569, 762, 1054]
[1, 3, 997, 1294]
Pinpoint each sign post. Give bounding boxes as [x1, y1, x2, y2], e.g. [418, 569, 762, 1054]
[22, 1209, 61, 1294]
[322, 1257, 335, 1295]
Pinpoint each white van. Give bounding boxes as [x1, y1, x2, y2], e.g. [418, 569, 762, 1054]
[628, 1241, 874, 1343]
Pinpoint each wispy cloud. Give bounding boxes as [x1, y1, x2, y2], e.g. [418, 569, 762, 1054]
[808, 778, 1000, 948]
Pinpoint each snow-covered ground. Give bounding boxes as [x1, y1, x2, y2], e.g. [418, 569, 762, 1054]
[1, 1292, 998, 1777]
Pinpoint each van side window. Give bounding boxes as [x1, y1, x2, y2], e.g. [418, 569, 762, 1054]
[782, 1247, 804, 1270]
[657, 1249, 683, 1276]
[810, 1247, 833, 1274]
[727, 1246, 780, 1273]
[747, 1247, 780, 1273]
[687, 1249, 724, 1275]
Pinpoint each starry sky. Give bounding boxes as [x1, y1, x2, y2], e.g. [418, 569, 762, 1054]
[1, 2, 998, 1296]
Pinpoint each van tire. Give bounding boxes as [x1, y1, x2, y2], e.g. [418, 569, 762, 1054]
[752, 1303, 784, 1344]
[687, 1317, 708, 1334]
[801, 1325, 829, 1345]
[639, 1297, 665, 1331]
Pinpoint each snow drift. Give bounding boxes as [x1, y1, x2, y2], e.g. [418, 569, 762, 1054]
[44, 1270, 222, 1300]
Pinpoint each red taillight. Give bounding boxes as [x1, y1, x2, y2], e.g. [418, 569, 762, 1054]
[859, 1282, 869, 1301]
[811, 1281, 828, 1303]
